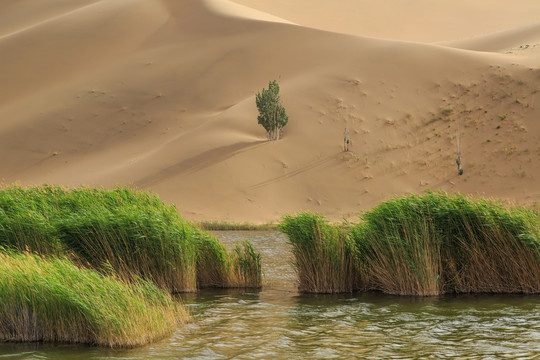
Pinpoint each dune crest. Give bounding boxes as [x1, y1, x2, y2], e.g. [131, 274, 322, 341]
[203, 0, 293, 24]
[450, 22, 540, 49]
[230, 0, 540, 43]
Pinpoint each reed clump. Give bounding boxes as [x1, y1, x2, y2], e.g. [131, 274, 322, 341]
[354, 192, 540, 295]
[280, 213, 364, 293]
[230, 240, 262, 288]
[0, 185, 262, 292]
[197, 220, 278, 231]
[195, 231, 262, 288]
[0, 252, 185, 348]
[0, 185, 262, 347]
[0, 185, 197, 292]
[282, 192, 540, 295]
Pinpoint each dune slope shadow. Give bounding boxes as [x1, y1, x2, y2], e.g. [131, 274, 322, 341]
[136, 140, 265, 187]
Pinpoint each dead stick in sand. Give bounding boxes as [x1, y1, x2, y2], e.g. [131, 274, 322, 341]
[343, 128, 350, 152]
[456, 123, 463, 175]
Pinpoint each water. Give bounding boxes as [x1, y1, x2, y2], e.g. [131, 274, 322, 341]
[1, 231, 539, 359]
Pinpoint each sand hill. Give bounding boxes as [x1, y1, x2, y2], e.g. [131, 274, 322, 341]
[1, 0, 539, 223]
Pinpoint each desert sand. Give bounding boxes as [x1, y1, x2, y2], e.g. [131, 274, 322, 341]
[1, 0, 539, 223]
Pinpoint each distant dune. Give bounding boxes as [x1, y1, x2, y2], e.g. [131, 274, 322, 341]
[1, 0, 539, 223]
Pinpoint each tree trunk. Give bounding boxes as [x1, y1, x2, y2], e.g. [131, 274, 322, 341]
[274, 103, 279, 141]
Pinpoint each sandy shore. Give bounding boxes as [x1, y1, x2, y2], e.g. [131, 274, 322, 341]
[1, 0, 539, 222]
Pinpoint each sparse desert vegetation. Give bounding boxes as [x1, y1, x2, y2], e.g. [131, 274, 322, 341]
[256, 80, 289, 141]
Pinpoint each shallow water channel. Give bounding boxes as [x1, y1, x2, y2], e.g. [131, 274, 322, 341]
[1, 231, 540, 359]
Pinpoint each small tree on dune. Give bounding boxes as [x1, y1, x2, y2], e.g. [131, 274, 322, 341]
[256, 80, 288, 141]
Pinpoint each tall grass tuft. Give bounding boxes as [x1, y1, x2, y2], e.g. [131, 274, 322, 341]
[280, 213, 364, 293]
[281, 193, 540, 295]
[0, 185, 262, 292]
[450, 220, 540, 293]
[196, 220, 278, 231]
[352, 218, 442, 295]
[57, 208, 198, 293]
[230, 241, 262, 288]
[0, 185, 197, 292]
[0, 252, 186, 348]
[0, 186, 61, 255]
[352, 192, 540, 295]
[195, 231, 262, 288]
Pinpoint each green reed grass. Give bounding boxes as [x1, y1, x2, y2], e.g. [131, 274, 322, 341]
[0, 252, 186, 348]
[353, 192, 540, 295]
[195, 231, 262, 288]
[231, 240, 262, 288]
[197, 220, 278, 231]
[280, 213, 363, 293]
[0, 185, 262, 292]
[282, 192, 540, 295]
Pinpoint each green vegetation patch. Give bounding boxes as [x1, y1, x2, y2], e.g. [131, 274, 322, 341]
[353, 192, 540, 295]
[0, 186, 197, 292]
[197, 220, 278, 231]
[195, 231, 262, 288]
[0, 185, 262, 292]
[282, 192, 540, 295]
[280, 213, 363, 293]
[0, 252, 185, 348]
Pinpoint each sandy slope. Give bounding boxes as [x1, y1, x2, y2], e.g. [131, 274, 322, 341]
[0, 0, 539, 223]
[229, 0, 540, 43]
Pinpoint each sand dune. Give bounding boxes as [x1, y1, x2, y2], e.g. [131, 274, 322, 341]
[1, 0, 539, 223]
[229, 0, 540, 43]
[204, 0, 293, 24]
[444, 22, 540, 54]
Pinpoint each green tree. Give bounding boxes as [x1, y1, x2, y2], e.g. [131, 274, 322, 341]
[255, 80, 288, 140]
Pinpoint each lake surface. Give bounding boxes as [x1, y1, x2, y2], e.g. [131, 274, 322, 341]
[1, 231, 539, 359]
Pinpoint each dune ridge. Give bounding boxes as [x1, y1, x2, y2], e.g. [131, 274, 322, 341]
[0, 0, 538, 223]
